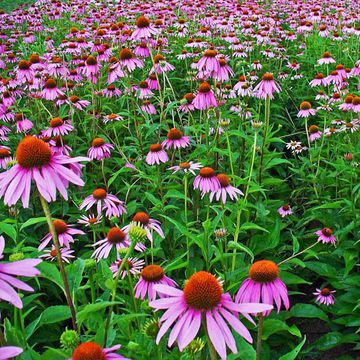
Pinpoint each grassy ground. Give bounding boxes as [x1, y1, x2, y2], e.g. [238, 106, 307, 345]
[0, 0, 33, 12]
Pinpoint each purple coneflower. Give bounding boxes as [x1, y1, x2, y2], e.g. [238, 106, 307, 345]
[79, 188, 127, 218]
[0, 235, 41, 308]
[313, 287, 336, 305]
[179, 93, 195, 112]
[278, 204, 292, 217]
[123, 212, 164, 242]
[43, 117, 73, 137]
[92, 227, 133, 261]
[0, 346, 23, 360]
[110, 257, 145, 279]
[39, 219, 85, 251]
[146, 144, 169, 165]
[297, 101, 316, 118]
[0, 146, 12, 169]
[193, 82, 218, 110]
[236, 260, 290, 316]
[150, 271, 272, 360]
[141, 100, 157, 114]
[209, 173, 243, 204]
[40, 246, 75, 263]
[134, 264, 176, 301]
[131, 15, 157, 41]
[168, 161, 202, 175]
[87, 137, 114, 161]
[194, 167, 220, 193]
[0, 136, 87, 208]
[151, 54, 174, 74]
[317, 51, 335, 65]
[308, 125, 322, 142]
[196, 48, 220, 76]
[70, 95, 90, 111]
[119, 48, 144, 72]
[309, 73, 327, 87]
[162, 128, 190, 150]
[41, 78, 64, 100]
[253, 73, 281, 99]
[70, 342, 129, 360]
[137, 81, 153, 99]
[78, 213, 102, 227]
[315, 227, 336, 244]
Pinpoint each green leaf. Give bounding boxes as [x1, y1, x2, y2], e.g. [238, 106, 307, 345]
[40, 306, 71, 325]
[37, 262, 64, 292]
[0, 222, 17, 241]
[240, 222, 269, 233]
[279, 336, 306, 360]
[262, 319, 301, 340]
[66, 258, 85, 294]
[227, 241, 254, 262]
[289, 304, 328, 321]
[77, 301, 120, 324]
[20, 217, 47, 230]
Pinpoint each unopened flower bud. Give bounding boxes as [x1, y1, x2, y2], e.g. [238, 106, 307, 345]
[60, 329, 80, 350]
[9, 253, 25, 262]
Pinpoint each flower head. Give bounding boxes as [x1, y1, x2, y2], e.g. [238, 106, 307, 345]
[70, 342, 129, 360]
[315, 227, 336, 244]
[162, 128, 190, 150]
[313, 287, 336, 305]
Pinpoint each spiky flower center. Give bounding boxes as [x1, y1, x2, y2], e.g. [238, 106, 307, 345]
[86, 56, 97, 66]
[309, 125, 319, 134]
[50, 249, 57, 257]
[45, 78, 57, 89]
[133, 211, 150, 225]
[320, 288, 330, 296]
[217, 173, 230, 187]
[50, 117, 64, 128]
[136, 15, 151, 28]
[322, 227, 332, 237]
[29, 54, 40, 63]
[199, 167, 215, 178]
[154, 54, 165, 63]
[72, 342, 105, 360]
[18, 60, 31, 70]
[16, 136, 52, 169]
[92, 188, 107, 200]
[322, 52, 331, 58]
[119, 48, 133, 60]
[184, 271, 222, 310]
[300, 101, 311, 110]
[150, 143, 162, 152]
[198, 82, 211, 93]
[204, 49, 217, 57]
[184, 93, 195, 103]
[353, 96, 360, 105]
[92, 138, 105, 148]
[282, 204, 290, 210]
[107, 227, 126, 244]
[167, 128, 183, 140]
[179, 162, 190, 169]
[262, 73, 274, 81]
[53, 220, 68, 235]
[0, 148, 10, 158]
[249, 260, 279, 283]
[141, 264, 164, 282]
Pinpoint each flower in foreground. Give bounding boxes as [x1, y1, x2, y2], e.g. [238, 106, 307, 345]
[0, 346, 23, 360]
[134, 264, 176, 301]
[0, 236, 41, 308]
[69, 342, 129, 360]
[313, 287, 336, 306]
[150, 271, 273, 360]
[79, 188, 126, 218]
[0, 136, 88, 208]
[209, 173, 243, 204]
[123, 212, 164, 242]
[162, 128, 190, 150]
[253, 73, 281, 99]
[297, 101, 316, 118]
[236, 260, 289, 316]
[315, 227, 336, 244]
[278, 204, 292, 217]
[194, 167, 220, 193]
[145, 144, 169, 165]
[39, 219, 85, 250]
[40, 246, 75, 263]
[110, 257, 145, 279]
[87, 138, 114, 161]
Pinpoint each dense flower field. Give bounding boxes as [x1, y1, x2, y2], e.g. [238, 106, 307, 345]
[0, 0, 359, 359]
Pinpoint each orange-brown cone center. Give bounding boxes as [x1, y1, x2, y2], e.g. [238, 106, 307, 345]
[322, 227, 332, 237]
[16, 136, 52, 169]
[119, 48, 133, 60]
[107, 227, 126, 244]
[72, 342, 105, 360]
[167, 128, 183, 140]
[262, 73, 274, 81]
[198, 82, 211, 93]
[320, 288, 330, 296]
[133, 211, 150, 225]
[217, 173, 230, 187]
[199, 167, 215, 178]
[249, 260, 279, 283]
[136, 15, 151, 28]
[141, 264, 164, 282]
[150, 144, 162, 152]
[92, 138, 105, 147]
[0, 148, 10, 158]
[300, 101, 311, 110]
[92, 188, 107, 200]
[53, 220, 68, 235]
[50, 117, 64, 128]
[183, 271, 222, 310]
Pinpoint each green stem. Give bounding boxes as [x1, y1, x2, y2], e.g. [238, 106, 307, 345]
[225, 130, 235, 180]
[205, 322, 218, 360]
[184, 174, 190, 266]
[258, 97, 271, 184]
[103, 240, 137, 346]
[89, 272, 96, 304]
[39, 194, 78, 332]
[231, 131, 257, 271]
[278, 242, 318, 266]
[256, 314, 264, 360]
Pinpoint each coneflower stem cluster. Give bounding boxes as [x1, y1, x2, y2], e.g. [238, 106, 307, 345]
[39, 194, 78, 332]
